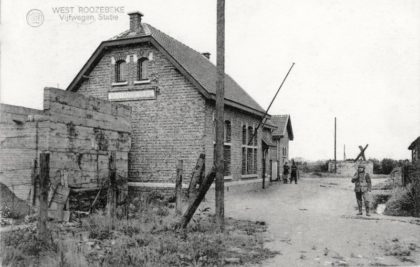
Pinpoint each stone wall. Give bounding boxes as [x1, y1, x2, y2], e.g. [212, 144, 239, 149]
[0, 104, 45, 200]
[0, 88, 131, 202]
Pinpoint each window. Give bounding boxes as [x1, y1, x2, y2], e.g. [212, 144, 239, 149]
[242, 125, 247, 145]
[248, 126, 253, 145]
[224, 145, 231, 176]
[137, 57, 149, 81]
[224, 120, 232, 176]
[115, 60, 127, 82]
[224, 120, 231, 143]
[241, 124, 258, 175]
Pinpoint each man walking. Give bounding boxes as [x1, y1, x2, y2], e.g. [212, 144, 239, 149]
[351, 164, 372, 216]
[283, 162, 290, 184]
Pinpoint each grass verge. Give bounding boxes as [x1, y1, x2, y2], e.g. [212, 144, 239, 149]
[1, 206, 278, 266]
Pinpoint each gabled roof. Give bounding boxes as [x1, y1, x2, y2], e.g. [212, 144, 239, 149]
[268, 114, 294, 140]
[262, 135, 276, 147]
[67, 22, 265, 117]
[408, 136, 420, 150]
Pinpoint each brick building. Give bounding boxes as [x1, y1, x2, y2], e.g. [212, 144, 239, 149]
[67, 12, 293, 187]
[265, 115, 294, 180]
[409, 136, 420, 167]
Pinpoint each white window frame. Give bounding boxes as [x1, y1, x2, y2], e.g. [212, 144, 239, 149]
[241, 123, 258, 176]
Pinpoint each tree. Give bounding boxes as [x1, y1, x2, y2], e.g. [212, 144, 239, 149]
[381, 158, 399, 175]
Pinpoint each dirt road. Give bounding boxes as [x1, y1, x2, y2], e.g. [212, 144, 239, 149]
[222, 177, 420, 266]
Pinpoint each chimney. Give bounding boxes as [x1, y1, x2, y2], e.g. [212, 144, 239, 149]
[201, 52, 211, 59]
[128, 11, 143, 32]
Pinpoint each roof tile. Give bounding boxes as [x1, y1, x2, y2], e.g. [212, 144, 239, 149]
[110, 24, 265, 114]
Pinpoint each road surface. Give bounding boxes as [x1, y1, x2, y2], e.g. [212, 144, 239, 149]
[223, 177, 420, 266]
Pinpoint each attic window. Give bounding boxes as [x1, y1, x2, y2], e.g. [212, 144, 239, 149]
[137, 57, 149, 81]
[115, 60, 127, 83]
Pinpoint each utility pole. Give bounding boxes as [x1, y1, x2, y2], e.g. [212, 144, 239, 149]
[344, 144, 346, 161]
[215, 0, 225, 231]
[334, 117, 337, 173]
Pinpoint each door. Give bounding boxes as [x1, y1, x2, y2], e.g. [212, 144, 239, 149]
[272, 161, 278, 181]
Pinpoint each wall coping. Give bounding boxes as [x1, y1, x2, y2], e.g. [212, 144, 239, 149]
[128, 178, 262, 189]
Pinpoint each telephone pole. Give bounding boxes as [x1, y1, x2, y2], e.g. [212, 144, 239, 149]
[334, 117, 337, 173]
[215, 0, 225, 231]
[344, 144, 346, 161]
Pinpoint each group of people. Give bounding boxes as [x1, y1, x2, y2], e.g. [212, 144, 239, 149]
[279, 159, 373, 216]
[282, 160, 299, 184]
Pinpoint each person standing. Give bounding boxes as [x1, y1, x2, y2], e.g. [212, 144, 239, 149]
[351, 164, 372, 216]
[283, 162, 290, 184]
[290, 160, 298, 184]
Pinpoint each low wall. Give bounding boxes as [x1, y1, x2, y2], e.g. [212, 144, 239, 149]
[0, 88, 132, 204]
[0, 104, 44, 200]
[328, 161, 373, 177]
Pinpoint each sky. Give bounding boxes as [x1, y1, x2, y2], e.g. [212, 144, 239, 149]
[1, 0, 419, 161]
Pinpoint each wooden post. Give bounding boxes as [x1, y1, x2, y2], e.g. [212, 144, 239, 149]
[262, 150, 266, 189]
[343, 144, 346, 161]
[178, 167, 216, 229]
[215, 0, 225, 232]
[188, 154, 205, 200]
[38, 153, 49, 242]
[175, 160, 183, 214]
[31, 159, 38, 206]
[334, 117, 337, 173]
[107, 151, 116, 230]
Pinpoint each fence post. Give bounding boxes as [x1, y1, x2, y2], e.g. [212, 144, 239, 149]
[107, 151, 116, 230]
[31, 159, 38, 206]
[188, 154, 205, 201]
[38, 153, 49, 242]
[178, 167, 216, 229]
[175, 160, 183, 215]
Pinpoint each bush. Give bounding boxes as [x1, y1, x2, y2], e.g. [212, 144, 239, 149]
[370, 158, 382, 174]
[301, 161, 329, 173]
[384, 187, 415, 216]
[407, 178, 420, 217]
[381, 158, 398, 175]
[82, 212, 113, 240]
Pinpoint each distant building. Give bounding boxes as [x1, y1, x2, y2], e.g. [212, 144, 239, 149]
[264, 115, 294, 180]
[408, 136, 420, 167]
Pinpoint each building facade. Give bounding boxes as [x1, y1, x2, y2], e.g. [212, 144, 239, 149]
[265, 115, 294, 180]
[409, 136, 420, 167]
[67, 12, 273, 185]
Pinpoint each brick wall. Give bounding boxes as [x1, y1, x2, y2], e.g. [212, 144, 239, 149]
[203, 104, 263, 181]
[0, 88, 131, 201]
[75, 41, 267, 184]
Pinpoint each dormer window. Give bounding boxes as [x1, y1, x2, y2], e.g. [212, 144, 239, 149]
[137, 57, 149, 81]
[115, 60, 127, 83]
